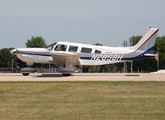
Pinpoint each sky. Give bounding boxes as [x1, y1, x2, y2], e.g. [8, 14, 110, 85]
[0, 0, 165, 49]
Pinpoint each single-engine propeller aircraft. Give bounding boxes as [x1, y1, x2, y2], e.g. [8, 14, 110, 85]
[10, 28, 159, 76]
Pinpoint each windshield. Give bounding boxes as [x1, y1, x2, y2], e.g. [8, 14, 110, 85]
[45, 42, 57, 51]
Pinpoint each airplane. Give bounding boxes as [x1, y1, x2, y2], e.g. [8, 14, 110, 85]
[10, 27, 159, 76]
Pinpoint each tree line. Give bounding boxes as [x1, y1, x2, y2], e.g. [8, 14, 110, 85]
[127, 35, 165, 72]
[0, 35, 165, 72]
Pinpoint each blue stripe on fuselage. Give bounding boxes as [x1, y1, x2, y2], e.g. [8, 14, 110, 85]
[122, 46, 154, 60]
[80, 46, 155, 61]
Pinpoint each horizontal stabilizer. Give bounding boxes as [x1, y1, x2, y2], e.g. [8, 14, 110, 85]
[143, 54, 156, 57]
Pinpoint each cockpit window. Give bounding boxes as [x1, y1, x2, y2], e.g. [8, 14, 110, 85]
[81, 47, 92, 53]
[45, 42, 56, 51]
[54, 44, 67, 51]
[68, 46, 78, 52]
[95, 50, 101, 53]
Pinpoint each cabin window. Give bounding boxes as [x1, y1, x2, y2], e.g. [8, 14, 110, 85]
[95, 50, 101, 53]
[81, 47, 92, 53]
[54, 44, 67, 51]
[68, 46, 78, 52]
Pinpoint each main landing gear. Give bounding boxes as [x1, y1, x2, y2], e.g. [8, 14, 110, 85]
[20, 68, 37, 76]
[62, 73, 71, 76]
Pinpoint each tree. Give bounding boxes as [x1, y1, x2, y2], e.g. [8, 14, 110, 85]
[154, 36, 165, 70]
[0, 48, 14, 68]
[93, 43, 103, 46]
[25, 36, 47, 68]
[129, 36, 142, 46]
[26, 36, 47, 48]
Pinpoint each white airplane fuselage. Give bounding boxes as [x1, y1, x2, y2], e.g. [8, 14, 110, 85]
[10, 28, 159, 74]
[12, 44, 136, 65]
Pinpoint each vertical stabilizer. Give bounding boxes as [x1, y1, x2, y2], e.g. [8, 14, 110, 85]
[130, 28, 159, 53]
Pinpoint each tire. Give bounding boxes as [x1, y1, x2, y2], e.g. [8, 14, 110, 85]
[62, 73, 71, 76]
[22, 73, 29, 76]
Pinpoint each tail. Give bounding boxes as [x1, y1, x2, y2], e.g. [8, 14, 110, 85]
[130, 28, 159, 54]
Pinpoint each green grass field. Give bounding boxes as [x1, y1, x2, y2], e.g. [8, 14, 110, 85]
[0, 81, 165, 120]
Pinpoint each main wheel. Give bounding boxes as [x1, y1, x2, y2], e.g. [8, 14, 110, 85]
[22, 73, 29, 76]
[62, 73, 71, 76]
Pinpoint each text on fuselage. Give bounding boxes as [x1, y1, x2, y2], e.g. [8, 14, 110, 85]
[91, 54, 123, 61]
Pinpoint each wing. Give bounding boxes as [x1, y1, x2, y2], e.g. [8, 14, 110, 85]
[50, 51, 81, 66]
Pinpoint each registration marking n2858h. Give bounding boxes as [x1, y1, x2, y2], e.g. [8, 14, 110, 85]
[91, 54, 123, 61]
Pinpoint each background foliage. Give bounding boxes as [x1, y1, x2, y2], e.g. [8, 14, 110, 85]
[26, 36, 47, 48]
[126, 35, 165, 72]
[25, 36, 47, 68]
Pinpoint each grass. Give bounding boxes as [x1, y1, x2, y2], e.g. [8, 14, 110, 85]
[0, 81, 165, 120]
